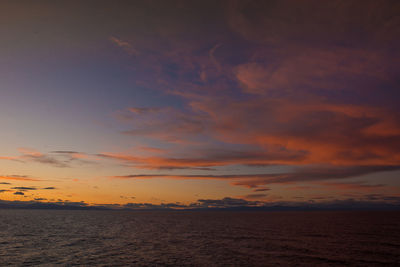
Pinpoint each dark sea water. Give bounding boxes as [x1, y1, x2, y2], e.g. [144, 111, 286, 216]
[0, 210, 399, 266]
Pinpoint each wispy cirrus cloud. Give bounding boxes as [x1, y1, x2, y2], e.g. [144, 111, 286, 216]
[98, 147, 306, 170]
[18, 148, 69, 168]
[110, 36, 140, 56]
[0, 175, 40, 181]
[111, 165, 400, 189]
[0, 148, 95, 168]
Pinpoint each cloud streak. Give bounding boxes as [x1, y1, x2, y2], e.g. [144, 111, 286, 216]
[112, 165, 400, 188]
[0, 175, 39, 181]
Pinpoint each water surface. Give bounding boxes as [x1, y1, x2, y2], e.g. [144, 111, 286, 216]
[0, 210, 399, 266]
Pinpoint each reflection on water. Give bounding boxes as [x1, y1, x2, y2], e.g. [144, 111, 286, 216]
[0, 210, 399, 266]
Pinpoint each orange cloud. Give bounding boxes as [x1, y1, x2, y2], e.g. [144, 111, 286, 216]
[105, 0, 400, 197]
[113, 97, 400, 170]
[0, 156, 19, 160]
[0, 175, 39, 181]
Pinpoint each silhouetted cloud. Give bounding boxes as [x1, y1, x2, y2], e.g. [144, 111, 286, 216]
[11, 187, 37, 191]
[194, 197, 261, 208]
[242, 194, 267, 199]
[253, 188, 270, 192]
[112, 165, 400, 188]
[13, 192, 24, 195]
[0, 194, 399, 210]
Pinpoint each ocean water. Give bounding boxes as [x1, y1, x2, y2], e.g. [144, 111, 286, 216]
[0, 210, 399, 266]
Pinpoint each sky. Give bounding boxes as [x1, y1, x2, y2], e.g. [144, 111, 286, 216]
[0, 0, 399, 209]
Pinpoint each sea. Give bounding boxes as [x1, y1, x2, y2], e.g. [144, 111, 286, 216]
[0, 210, 399, 266]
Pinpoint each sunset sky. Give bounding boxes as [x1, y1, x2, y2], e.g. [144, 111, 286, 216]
[0, 0, 399, 208]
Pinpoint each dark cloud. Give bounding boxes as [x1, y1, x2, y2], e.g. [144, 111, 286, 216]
[51, 151, 81, 154]
[120, 196, 135, 200]
[0, 195, 398, 211]
[318, 181, 387, 191]
[253, 188, 270, 192]
[11, 187, 37, 191]
[43, 187, 56, 190]
[0, 190, 10, 193]
[55, 200, 88, 207]
[0, 182, 11, 184]
[112, 165, 400, 188]
[242, 194, 267, 199]
[123, 202, 186, 209]
[13, 192, 24, 195]
[195, 197, 260, 208]
[364, 194, 400, 202]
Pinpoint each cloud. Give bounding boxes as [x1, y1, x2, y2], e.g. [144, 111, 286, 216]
[194, 197, 261, 208]
[18, 148, 69, 167]
[0, 175, 39, 181]
[50, 151, 89, 159]
[0, 190, 10, 193]
[13, 192, 24, 195]
[51, 151, 81, 154]
[317, 182, 387, 191]
[0, 182, 11, 185]
[109, 96, 400, 173]
[253, 188, 270, 192]
[127, 107, 161, 114]
[8, 186, 56, 191]
[0, 195, 398, 211]
[11, 187, 37, 191]
[99, 147, 306, 170]
[0, 199, 91, 210]
[106, 0, 400, 185]
[137, 146, 167, 154]
[116, 106, 208, 144]
[111, 165, 400, 188]
[227, 0, 400, 48]
[0, 148, 95, 168]
[123, 202, 186, 209]
[241, 194, 267, 199]
[0, 156, 20, 161]
[120, 196, 135, 200]
[110, 36, 140, 56]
